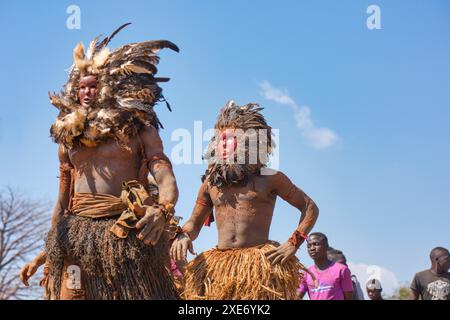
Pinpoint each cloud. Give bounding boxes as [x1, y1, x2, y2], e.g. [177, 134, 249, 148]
[260, 80, 339, 150]
[348, 262, 400, 299]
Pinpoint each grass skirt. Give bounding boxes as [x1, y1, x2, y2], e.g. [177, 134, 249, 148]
[183, 241, 302, 300]
[45, 214, 179, 300]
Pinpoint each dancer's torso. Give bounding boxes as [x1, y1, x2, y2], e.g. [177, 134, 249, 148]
[209, 175, 278, 249]
[68, 136, 142, 197]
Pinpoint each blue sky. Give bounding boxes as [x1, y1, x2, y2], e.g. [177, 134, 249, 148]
[1, 0, 449, 295]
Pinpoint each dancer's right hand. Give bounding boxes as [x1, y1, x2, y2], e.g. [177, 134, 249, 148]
[170, 232, 195, 262]
[19, 251, 46, 286]
[136, 205, 166, 246]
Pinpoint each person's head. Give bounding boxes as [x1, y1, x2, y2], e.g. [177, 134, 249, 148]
[327, 247, 347, 266]
[203, 101, 274, 187]
[430, 247, 450, 274]
[307, 232, 329, 261]
[78, 75, 98, 107]
[366, 278, 383, 300]
[209, 100, 272, 165]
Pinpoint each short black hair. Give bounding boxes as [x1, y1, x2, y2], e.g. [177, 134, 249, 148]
[327, 247, 347, 263]
[327, 247, 343, 255]
[430, 247, 449, 260]
[309, 232, 329, 247]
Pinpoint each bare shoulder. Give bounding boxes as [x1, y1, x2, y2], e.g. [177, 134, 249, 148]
[138, 125, 160, 141]
[259, 169, 299, 197]
[139, 125, 163, 149]
[58, 144, 71, 163]
[197, 179, 211, 198]
[260, 168, 289, 184]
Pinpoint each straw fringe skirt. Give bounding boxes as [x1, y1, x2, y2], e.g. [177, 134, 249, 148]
[45, 214, 179, 300]
[182, 241, 302, 300]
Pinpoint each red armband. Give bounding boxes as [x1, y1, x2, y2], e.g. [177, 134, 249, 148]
[196, 198, 208, 207]
[203, 213, 215, 227]
[288, 230, 308, 249]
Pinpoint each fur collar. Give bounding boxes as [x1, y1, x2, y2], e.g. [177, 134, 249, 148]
[203, 163, 262, 188]
[50, 106, 159, 148]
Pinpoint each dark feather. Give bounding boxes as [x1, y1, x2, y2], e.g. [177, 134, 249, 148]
[165, 100, 172, 112]
[96, 22, 132, 53]
[154, 77, 170, 82]
[157, 118, 164, 129]
[130, 40, 180, 53]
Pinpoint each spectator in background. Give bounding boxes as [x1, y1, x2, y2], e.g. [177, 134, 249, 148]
[327, 247, 365, 300]
[410, 247, 450, 300]
[298, 232, 353, 300]
[366, 278, 384, 300]
[170, 259, 186, 294]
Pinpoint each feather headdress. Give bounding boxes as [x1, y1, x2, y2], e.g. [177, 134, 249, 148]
[203, 100, 274, 188]
[49, 23, 179, 148]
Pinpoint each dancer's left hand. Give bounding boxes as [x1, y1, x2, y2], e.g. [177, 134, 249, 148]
[265, 241, 297, 266]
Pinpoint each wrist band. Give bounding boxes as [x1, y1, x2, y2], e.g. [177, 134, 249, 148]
[155, 202, 175, 221]
[288, 230, 308, 249]
[298, 231, 308, 240]
[170, 226, 189, 241]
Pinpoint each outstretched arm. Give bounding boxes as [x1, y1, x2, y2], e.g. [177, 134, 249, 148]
[181, 181, 213, 241]
[20, 144, 73, 285]
[170, 180, 213, 261]
[266, 171, 319, 265]
[51, 145, 73, 227]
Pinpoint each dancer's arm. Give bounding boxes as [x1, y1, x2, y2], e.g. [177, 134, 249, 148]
[181, 181, 213, 241]
[266, 171, 319, 265]
[142, 126, 179, 206]
[19, 251, 46, 286]
[51, 144, 73, 228]
[136, 126, 179, 245]
[20, 145, 72, 285]
[170, 181, 213, 261]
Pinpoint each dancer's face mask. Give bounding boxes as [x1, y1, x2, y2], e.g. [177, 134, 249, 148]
[78, 75, 98, 107]
[217, 129, 237, 161]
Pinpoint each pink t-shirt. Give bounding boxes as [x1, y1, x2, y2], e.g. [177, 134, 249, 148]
[170, 259, 183, 278]
[298, 262, 354, 300]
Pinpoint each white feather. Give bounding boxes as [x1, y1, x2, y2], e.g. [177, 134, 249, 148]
[93, 47, 110, 68]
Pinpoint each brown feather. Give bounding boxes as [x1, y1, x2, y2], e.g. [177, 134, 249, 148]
[73, 42, 86, 72]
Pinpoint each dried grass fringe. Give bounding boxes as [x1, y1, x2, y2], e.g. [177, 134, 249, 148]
[182, 241, 304, 300]
[45, 214, 179, 300]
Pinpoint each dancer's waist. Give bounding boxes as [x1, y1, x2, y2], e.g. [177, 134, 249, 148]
[216, 240, 280, 251]
[69, 180, 153, 239]
[71, 192, 126, 218]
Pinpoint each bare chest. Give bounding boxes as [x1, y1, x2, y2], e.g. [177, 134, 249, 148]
[68, 139, 141, 168]
[209, 177, 276, 209]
